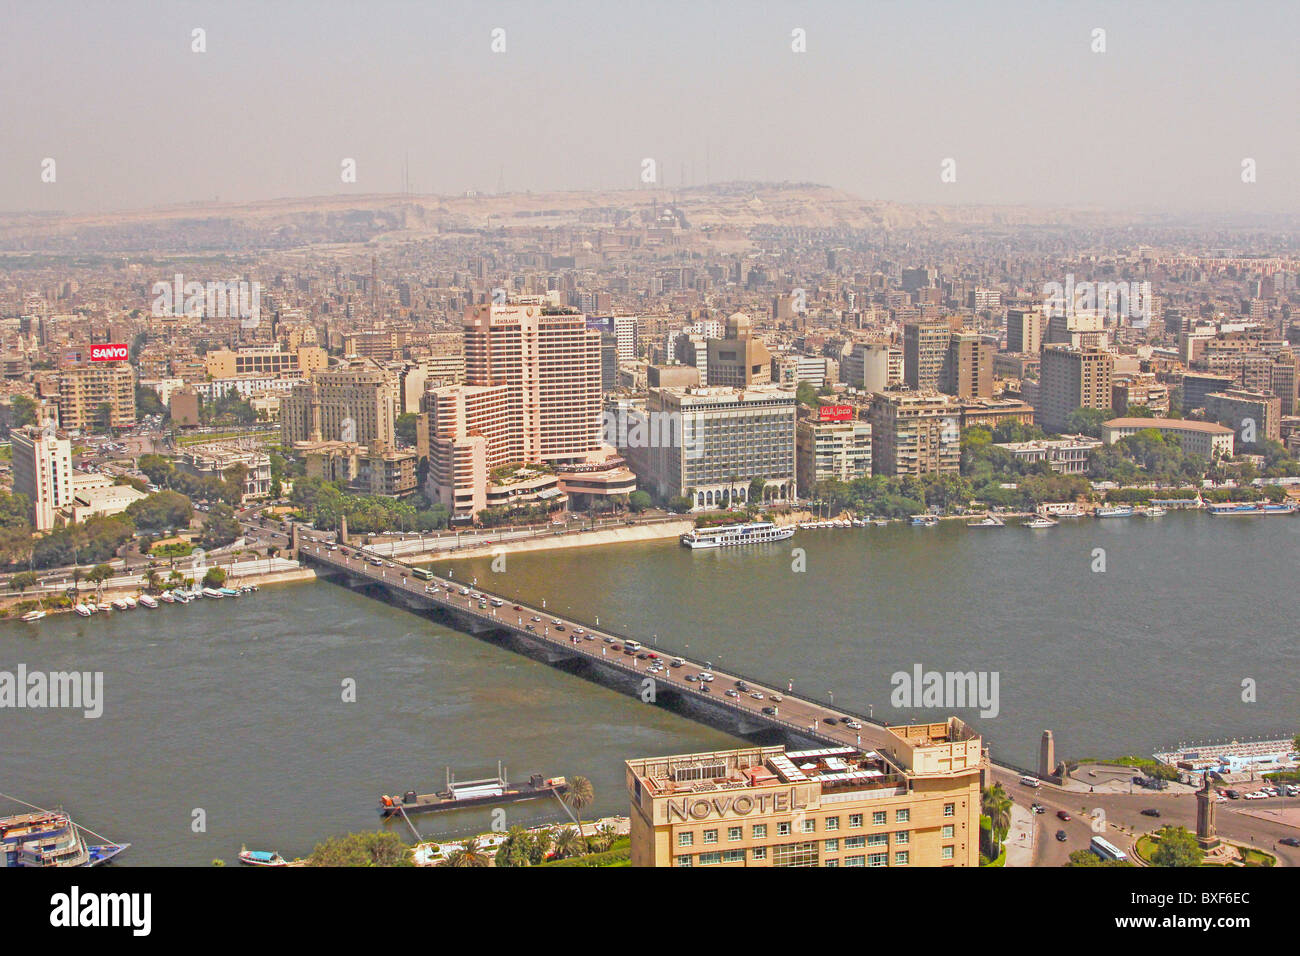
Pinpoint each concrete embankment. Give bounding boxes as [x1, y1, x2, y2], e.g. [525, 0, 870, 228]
[414, 520, 693, 561]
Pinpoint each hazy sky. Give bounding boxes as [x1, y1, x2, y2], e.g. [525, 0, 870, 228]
[2, 0, 1297, 215]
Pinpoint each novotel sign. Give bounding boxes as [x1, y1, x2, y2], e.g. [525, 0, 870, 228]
[664, 787, 805, 822]
[89, 344, 129, 362]
[818, 404, 854, 422]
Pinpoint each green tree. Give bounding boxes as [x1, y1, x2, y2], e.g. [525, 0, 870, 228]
[306, 831, 413, 867]
[395, 412, 420, 446]
[551, 826, 584, 860]
[86, 563, 113, 598]
[126, 490, 194, 532]
[1064, 406, 1114, 438]
[1151, 826, 1203, 867]
[199, 504, 241, 549]
[202, 566, 227, 588]
[562, 775, 595, 838]
[8, 570, 38, 596]
[9, 394, 38, 431]
[628, 490, 652, 513]
[439, 836, 491, 868]
[981, 783, 1012, 856]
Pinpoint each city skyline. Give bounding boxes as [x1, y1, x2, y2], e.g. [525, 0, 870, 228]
[2, 0, 1298, 216]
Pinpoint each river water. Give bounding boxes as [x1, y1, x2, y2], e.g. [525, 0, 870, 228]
[2, 512, 1296, 864]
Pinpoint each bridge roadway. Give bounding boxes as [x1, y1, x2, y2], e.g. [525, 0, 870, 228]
[299, 540, 918, 759]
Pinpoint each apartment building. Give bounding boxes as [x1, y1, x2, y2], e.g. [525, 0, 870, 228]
[627, 719, 983, 868]
[867, 390, 961, 477]
[56, 362, 135, 432]
[1205, 389, 1282, 443]
[796, 417, 872, 489]
[903, 321, 950, 390]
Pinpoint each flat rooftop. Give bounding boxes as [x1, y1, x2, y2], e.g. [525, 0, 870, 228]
[628, 745, 905, 799]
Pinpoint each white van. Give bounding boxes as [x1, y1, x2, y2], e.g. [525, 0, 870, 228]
[1020, 775, 1041, 788]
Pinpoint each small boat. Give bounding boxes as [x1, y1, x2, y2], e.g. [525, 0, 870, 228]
[218, 587, 241, 597]
[873, 519, 890, 526]
[160, 592, 176, 604]
[966, 515, 1005, 528]
[138, 595, 158, 609]
[122, 597, 137, 609]
[911, 515, 938, 527]
[1052, 507, 1085, 519]
[96, 602, 112, 612]
[1143, 506, 1167, 517]
[239, 847, 288, 867]
[1024, 516, 1058, 529]
[202, 587, 225, 599]
[74, 604, 93, 617]
[21, 610, 46, 622]
[111, 598, 130, 610]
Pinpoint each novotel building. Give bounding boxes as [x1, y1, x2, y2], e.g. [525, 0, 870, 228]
[626, 719, 983, 867]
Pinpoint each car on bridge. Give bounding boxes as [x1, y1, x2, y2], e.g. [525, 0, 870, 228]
[762, 706, 778, 716]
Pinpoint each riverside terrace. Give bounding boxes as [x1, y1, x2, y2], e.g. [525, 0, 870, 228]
[296, 538, 1008, 778]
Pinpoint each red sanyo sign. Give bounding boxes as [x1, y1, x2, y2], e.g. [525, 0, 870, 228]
[89, 343, 128, 362]
[818, 404, 854, 422]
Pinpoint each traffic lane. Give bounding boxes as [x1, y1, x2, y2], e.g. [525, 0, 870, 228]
[992, 768, 1300, 866]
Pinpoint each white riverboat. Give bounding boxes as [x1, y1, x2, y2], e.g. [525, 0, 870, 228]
[680, 521, 796, 549]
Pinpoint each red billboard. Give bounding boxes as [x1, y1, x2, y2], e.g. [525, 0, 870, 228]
[89, 343, 129, 362]
[818, 404, 854, 422]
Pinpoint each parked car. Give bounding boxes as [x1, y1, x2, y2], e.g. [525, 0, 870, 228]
[1140, 808, 1161, 817]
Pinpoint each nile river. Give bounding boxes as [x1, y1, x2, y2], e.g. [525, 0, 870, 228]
[2, 512, 1296, 864]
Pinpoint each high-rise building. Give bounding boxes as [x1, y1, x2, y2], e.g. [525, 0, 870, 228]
[1005, 308, 1043, 354]
[1036, 346, 1114, 433]
[706, 313, 772, 387]
[422, 303, 606, 516]
[626, 719, 983, 868]
[1205, 389, 1282, 443]
[867, 391, 962, 477]
[281, 363, 398, 449]
[10, 424, 73, 531]
[57, 362, 136, 432]
[612, 316, 639, 363]
[903, 322, 950, 391]
[941, 332, 993, 399]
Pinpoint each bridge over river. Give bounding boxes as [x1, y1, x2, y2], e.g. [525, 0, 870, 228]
[298, 538, 1015, 776]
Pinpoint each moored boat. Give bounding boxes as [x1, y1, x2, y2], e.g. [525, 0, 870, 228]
[1095, 506, 1134, 518]
[1024, 516, 1058, 529]
[138, 595, 158, 609]
[1207, 501, 1297, 516]
[680, 521, 795, 549]
[380, 767, 569, 817]
[238, 846, 288, 867]
[20, 610, 46, 622]
[1, 807, 130, 867]
[73, 604, 92, 617]
[201, 587, 224, 598]
[966, 514, 1005, 528]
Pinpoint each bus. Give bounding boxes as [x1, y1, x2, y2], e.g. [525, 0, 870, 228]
[411, 568, 435, 581]
[1090, 835, 1127, 862]
[623, 640, 642, 653]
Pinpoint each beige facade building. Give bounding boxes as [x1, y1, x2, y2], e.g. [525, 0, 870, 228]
[202, 345, 327, 379]
[706, 312, 772, 387]
[1036, 346, 1114, 433]
[281, 363, 398, 449]
[867, 390, 961, 477]
[10, 424, 73, 531]
[57, 362, 135, 432]
[1101, 417, 1234, 459]
[796, 417, 872, 490]
[627, 719, 983, 868]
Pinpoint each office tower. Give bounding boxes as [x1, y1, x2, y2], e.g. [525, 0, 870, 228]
[1270, 353, 1298, 416]
[867, 391, 961, 477]
[10, 424, 73, 531]
[281, 364, 398, 448]
[1036, 346, 1114, 433]
[600, 333, 619, 394]
[903, 322, 950, 390]
[1005, 308, 1043, 354]
[57, 362, 136, 432]
[202, 345, 328, 379]
[635, 385, 796, 508]
[941, 332, 993, 399]
[627, 719, 983, 868]
[706, 312, 772, 387]
[1178, 372, 1236, 412]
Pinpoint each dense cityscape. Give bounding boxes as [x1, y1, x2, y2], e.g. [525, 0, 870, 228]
[2, 2, 1297, 939]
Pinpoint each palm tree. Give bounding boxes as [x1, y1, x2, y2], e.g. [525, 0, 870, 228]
[982, 783, 1012, 856]
[551, 826, 584, 860]
[590, 823, 617, 853]
[145, 569, 162, 594]
[439, 836, 491, 867]
[561, 775, 594, 838]
[70, 566, 83, 600]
